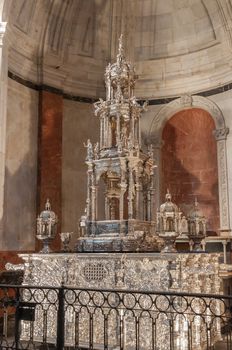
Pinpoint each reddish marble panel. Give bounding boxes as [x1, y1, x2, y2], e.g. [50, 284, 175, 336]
[0, 251, 24, 271]
[37, 91, 63, 251]
[161, 108, 219, 234]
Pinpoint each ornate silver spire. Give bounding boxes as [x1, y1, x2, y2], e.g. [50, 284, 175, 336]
[76, 34, 158, 252]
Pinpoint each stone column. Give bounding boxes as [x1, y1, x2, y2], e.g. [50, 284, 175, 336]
[213, 127, 231, 235]
[0, 22, 7, 247]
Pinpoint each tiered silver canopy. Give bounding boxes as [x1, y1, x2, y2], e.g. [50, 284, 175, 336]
[76, 36, 160, 252]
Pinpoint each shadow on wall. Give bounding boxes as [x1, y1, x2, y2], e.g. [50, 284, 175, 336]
[3, 157, 37, 251]
[2, 100, 37, 251]
[161, 108, 219, 235]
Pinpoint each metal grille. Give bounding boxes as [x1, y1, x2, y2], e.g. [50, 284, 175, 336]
[83, 263, 107, 281]
[0, 284, 231, 349]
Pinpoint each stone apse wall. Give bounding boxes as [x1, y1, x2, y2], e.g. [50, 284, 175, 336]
[1, 79, 232, 265]
[161, 108, 219, 234]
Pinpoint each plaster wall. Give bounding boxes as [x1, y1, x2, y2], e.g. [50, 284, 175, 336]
[3, 78, 38, 250]
[62, 100, 99, 243]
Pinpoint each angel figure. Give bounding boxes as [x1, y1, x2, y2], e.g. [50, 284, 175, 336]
[94, 142, 99, 159]
[84, 139, 93, 160]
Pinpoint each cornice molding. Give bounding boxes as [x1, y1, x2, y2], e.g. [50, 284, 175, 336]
[8, 70, 232, 105]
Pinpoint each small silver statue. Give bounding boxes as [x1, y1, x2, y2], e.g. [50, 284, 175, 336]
[60, 232, 73, 252]
[94, 142, 99, 159]
[84, 139, 93, 161]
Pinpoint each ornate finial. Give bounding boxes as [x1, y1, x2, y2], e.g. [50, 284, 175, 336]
[165, 189, 171, 201]
[45, 198, 51, 211]
[119, 34, 124, 54]
[117, 34, 125, 62]
[194, 197, 198, 207]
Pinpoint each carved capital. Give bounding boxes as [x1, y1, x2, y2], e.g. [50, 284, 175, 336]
[213, 127, 229, 141]
[145, 135, 163, 149]
[180, 94, 193, 107]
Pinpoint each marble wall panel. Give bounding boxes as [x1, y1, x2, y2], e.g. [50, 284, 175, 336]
[62, 100, 99, 243]
[38, 91, 63, 251]
[3, 78, 38, 251]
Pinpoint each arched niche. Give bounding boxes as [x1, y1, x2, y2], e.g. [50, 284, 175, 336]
[161, 108, 219, 234]
[148, 95, 230, 234]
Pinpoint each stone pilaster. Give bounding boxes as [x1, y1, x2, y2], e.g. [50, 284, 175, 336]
[213, 127, 231, 234]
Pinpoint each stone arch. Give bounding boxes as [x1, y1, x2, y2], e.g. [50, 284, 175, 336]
[149, 95, 226, 141]
[149, 95, 230, 234]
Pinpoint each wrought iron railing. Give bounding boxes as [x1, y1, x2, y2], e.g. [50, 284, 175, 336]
[0, 284, 231, 349]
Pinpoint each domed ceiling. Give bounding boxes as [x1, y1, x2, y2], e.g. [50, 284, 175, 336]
[3, 0, 232, 98]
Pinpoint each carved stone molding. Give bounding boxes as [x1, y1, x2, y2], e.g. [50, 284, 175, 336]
[213, 126, 230, 231]
[149, 95, 225, 141]
[213, 127, 229, 141]
[179, 94, 193, 107]
[217, 140, 230, 230]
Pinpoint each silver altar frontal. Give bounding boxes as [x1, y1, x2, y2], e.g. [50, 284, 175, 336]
[18, 252, 222, 349]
